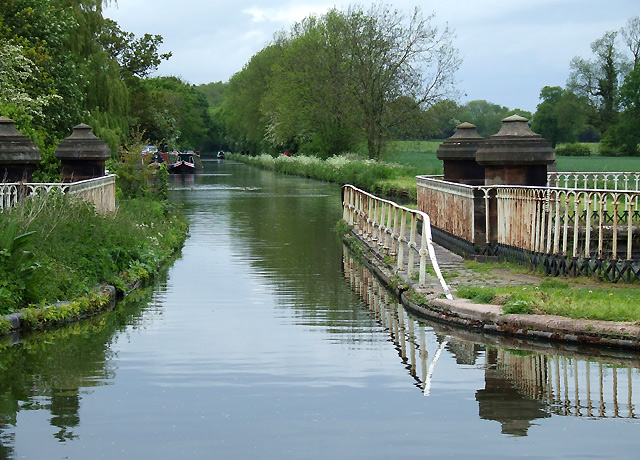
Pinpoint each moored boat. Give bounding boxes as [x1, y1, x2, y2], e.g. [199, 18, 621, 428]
[160, 150, 203, 174]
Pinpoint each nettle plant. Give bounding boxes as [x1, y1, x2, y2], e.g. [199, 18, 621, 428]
[0, 222, 40, 314]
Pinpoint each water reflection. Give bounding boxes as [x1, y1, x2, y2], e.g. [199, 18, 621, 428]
[1, 161, 638, 458]
[342, 246, 640, 436]
[0, 288, 155, 458]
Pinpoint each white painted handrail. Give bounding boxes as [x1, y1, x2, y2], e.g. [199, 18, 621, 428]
[342, 184, 453, 299]
[548, 171, 640, 192]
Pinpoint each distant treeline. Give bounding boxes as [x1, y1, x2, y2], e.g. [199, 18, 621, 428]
[204, 13, 640, 158]
[2, 2, 639, 176]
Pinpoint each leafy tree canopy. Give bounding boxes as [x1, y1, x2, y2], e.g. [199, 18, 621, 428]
[531, 86, 590, 147]
[222, 3, 461, 159]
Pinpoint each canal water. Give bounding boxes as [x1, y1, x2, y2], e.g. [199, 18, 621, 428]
[0, 160, 639, 459]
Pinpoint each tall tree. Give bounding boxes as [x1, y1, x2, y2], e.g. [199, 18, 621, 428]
[222, 44, 284, 154]
[197, 81, 227, 108]
[567, 31, 629, 136]
[457, 100, 510, 137]
[132, 77, 212, 151]
[531, 86, 589, 147]
[602, 68, 640, 156]
[0, 0, 82, 140]
[99, 18, 172, 79]
[251, 4, 460, 159]
[0, 43, 57, 129]
[340, 4, 460, 159]
[263, 12, 360, 156]
[621, 16, 640, 70]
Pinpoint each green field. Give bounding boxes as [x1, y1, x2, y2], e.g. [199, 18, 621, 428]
[555, 155, 640, 172]
[383, 140, 640, 173]
[383, 140, 443, 173]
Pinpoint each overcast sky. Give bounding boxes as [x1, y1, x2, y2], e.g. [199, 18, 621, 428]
[104, 0, 637, 113]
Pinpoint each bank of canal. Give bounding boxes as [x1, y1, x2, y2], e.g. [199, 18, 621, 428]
[0, 160, 638, 459]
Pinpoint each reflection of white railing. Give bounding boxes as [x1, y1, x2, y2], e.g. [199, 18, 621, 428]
[496, 349, 639, 419]
[342, 184, 452, 299]
[548, 172, 640, 192]
[0, 175, 116, 214]
[494, 186, 640, 260]
[344, 250, 640, 418]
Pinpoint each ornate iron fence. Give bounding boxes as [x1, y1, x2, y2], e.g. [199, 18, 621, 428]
[417, 174, 640, 282]
[548, 171, 640, 192]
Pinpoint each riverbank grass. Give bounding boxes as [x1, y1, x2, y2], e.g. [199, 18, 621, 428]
[229, 141, 639, 202]
[0, 191, 188, 317]
[456, 277, 640, 323]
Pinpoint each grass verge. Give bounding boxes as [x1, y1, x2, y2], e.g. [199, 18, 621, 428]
[456, 278, 640, 323]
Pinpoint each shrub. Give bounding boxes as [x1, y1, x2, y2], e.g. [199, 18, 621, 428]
[555, 143, 591, 157]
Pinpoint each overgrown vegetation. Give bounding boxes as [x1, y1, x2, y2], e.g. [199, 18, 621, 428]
[230, 139, 637, 202]
[229, 152, 421, 194]
[0, 146, 188, 317]
[0, 193, 187, 316]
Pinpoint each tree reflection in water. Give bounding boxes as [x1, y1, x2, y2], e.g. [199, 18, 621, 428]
[0, 287, 154, 457]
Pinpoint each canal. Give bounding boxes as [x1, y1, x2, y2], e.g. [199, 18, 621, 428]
[0, 159, 638, 459]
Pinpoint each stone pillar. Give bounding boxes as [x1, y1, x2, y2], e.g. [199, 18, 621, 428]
[55, 124, 111, 182]
[475, 115, 555, 186]
[475, 115, 556, 246]
[0, 117, 41, 182]
[436, 122, 485, 185]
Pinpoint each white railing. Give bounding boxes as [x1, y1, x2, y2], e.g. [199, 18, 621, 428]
[0, 175, 116, 214]
[342, 184, 453, 299]
[494, 186, 640, 260]
[0, 182, 70, 210]
[0, 183, 18, 210]
[548, 172, 640, 192]
[416, 172, 640, 262]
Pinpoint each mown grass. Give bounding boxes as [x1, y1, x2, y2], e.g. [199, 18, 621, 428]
[457, 279, 640, 323]
[383, 140, 444, 172]
[555, 154, 640, 172]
